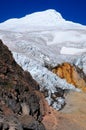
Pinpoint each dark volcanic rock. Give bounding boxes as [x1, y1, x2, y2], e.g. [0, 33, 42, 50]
[0, 40, 46, 130]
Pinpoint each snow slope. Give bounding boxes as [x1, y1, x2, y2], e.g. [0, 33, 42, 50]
[61, 47, 86, 55]
[0, 9, 86, 110]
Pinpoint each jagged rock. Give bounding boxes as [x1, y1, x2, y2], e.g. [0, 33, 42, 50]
[52, 62, 86, 91]
[0, 40, 46, 130]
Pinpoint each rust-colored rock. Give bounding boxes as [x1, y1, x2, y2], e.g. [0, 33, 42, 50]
[52, 62, 86, 91]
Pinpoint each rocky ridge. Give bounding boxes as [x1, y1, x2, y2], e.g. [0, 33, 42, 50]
[0, 40, 46, 130]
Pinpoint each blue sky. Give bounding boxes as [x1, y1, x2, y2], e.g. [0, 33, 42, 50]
[0, 0, 86, 25]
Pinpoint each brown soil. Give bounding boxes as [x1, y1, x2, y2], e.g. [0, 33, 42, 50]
[43, 91, 86, 130]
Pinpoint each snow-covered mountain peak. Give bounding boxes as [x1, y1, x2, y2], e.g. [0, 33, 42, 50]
[0, 9, 86, 32]
[19, 9, 65, 25]
[1, 9, 64, 24]
[24, 9, 65, 22]
[0, 9, 65, 31]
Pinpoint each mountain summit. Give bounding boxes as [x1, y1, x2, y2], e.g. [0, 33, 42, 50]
[0, 9, 64, 26]
[22, 9, 65, 25]
[0, 9, 85, 32]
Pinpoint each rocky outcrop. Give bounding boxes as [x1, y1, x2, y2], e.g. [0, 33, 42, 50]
[52, 62, 86, 91]
[0, 40, 46, 130]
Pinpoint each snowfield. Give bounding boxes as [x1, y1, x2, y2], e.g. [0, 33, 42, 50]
[60, 47, 86, 55]
[0, 9, 86, 110]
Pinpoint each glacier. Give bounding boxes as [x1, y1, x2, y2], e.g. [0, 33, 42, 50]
[0, 9, 86, 110]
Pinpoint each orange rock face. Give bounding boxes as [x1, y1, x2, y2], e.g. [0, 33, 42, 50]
[52, 62, 86, 91]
